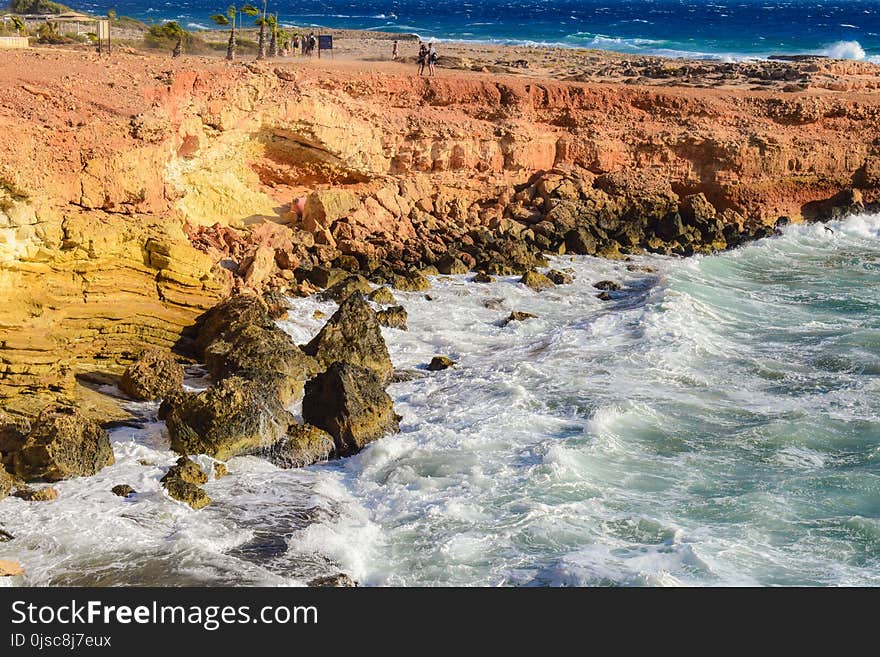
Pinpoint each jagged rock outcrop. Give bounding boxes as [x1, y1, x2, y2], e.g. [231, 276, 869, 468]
[302, 293, 394, 383]
[302, 362, 400, 457]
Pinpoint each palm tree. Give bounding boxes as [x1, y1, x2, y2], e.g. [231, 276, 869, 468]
[256, 0, 268, 60]
[210, 4, 258, 61]
[268, 14, 279, 58]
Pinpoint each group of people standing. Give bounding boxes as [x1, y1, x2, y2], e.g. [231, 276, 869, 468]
[391, 39, 438, 75]
[415, 41, 438, 76]
[293, 32, 318, 56]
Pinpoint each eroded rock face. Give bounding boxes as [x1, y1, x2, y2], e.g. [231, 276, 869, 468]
[12, 405, 114, 482]
[302, 293, 394, 383]
[302, 362, 400, 457]
[119, 349, 184, 401]
[0, 50, 876, 415]
[165, 376, 292, 460]
[263, 424, 336, 469]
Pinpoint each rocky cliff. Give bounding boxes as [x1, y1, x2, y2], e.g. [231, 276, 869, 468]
[1, 49, 877, 412]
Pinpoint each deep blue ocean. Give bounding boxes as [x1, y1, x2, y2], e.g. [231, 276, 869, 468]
[71, 0, 880, 60]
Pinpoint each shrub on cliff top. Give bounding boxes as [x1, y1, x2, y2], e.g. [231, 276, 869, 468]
[9, 0, 73, 14]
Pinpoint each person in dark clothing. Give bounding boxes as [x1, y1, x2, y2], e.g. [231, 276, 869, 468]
[417, 42, 427, 76]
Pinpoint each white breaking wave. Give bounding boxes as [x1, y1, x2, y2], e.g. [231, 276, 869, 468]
[819, 40, 867, 60]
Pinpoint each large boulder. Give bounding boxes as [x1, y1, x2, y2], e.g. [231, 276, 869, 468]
[165, 375, 293, 460]
[262, 424, 336, 469]
[302, 362, 400, 457]
[12, 406, 114, 482]
[204, 321, 315, 405]
[302, 293, 394, 383]
[119, 348, 185, 401]
[194, 295, 271, 358]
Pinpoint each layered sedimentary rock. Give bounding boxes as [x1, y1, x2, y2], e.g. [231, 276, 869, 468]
[0, 49, 878, 408]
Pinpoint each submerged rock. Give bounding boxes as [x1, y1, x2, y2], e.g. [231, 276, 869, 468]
[593, 280, 622, 291]
[165, 375, 292, 460]
[520, 270, 555, 291]
[308, 573, 357, 587]
[504, 311, 538, 325]
[428, 356, 456, 371]
[0, 527, 13, 542]
[263, 424, 336, 469]
[12, 405, 114, 482]
[391, 271, 431, 291]
[472, 271, 495, 283]
[302, 362, 400, 457]
[376, 305, 408, 331]
[12, 486, 58, 502]
[112, 484, 136, 498]
[161, 456, 208, 486]
[302, 293, 394, 383]
[119, 348, 184, 402]
[0, 560, 24, 577]
[162, 477, 211, 510]
[367, 286, 397, 305]
[547, 269, 573, 285]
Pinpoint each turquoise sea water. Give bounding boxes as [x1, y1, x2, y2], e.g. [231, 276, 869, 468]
[1, 214, 878, 586]
[66, 0, 880, 60]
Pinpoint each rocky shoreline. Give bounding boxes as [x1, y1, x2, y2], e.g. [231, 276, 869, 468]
[1, 45, 879, 583]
